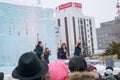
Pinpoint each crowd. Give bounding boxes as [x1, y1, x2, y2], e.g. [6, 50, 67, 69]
[0, 41, 120, 80]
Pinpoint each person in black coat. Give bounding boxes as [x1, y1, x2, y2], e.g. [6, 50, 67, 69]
[57, 47, 61, 59]
[34, 41, 44, 59]
[74, 42, 82, 56]
[44, 48, 51, 63]
[59, 43, 67, 59]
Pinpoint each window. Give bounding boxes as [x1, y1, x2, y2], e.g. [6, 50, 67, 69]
[64, 17, 70, 56]
[88, 35, 90, 38]
[88, 40, 90, 43]
[89, 19, 92, 25]
[87, 29, 89, 32]
[57, 19, 60, 26]
[80, 18, 83, 24]
[72, 17, 77, 45]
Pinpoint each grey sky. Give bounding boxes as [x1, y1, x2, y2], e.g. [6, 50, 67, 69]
[0, 0, 118, 28]
[41, 0, 117, 28]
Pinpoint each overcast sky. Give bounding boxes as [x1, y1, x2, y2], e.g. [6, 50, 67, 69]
[0, 0, 118, 28]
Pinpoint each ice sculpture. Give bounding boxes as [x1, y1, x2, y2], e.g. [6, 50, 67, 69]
[0, 2, 56, 65]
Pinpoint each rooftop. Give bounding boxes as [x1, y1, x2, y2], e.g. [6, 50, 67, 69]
[56, 2, 82, 10]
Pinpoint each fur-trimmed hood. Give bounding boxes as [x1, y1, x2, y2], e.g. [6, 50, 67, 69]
[68, 71, 99, 80]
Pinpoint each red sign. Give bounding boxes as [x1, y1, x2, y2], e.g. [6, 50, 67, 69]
[74, 2, 82, 8]
[58, 2, 82, 10]
[58, 2, 72, 10]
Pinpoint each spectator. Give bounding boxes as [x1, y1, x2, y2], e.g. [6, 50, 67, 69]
[12, 51, 48, 80]
[68, 71, 99, 80]
[74, 42, 82, 56]
[104, 66, 117, 80]
[0, 72, 4, 80]
[104, 66, 113, 77]
[48, 61, 69, 80]
[88, 66, 103, 80]
[68, 56, 100, 80]
[68, 56, 87, 72]
[34, 41, 44, 59]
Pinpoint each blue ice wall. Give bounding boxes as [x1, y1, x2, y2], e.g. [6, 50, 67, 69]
[0, 2, 56, 65]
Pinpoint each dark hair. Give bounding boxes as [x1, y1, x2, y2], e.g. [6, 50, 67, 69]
[44, 48, 49, 53]
[68, 56, 87, 72]
[106, 66, 113, 71]
[76, 42, 81, 48]
[61, 43, 67, 48]
[36, 41, 42, 46]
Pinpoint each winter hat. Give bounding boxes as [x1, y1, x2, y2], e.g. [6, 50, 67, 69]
[89, 66, 97, 72]
[12, 52, 48, 80]
[48, 61, 69, 80]
[106, 66, 113, 71]
[105, 69, 113, 75]
[104, 66, 114, 76]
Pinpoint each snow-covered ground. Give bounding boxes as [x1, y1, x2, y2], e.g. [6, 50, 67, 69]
[0, 66, 15, 75]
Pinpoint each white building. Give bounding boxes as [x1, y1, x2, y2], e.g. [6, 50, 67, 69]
[55, 2, 97, 56]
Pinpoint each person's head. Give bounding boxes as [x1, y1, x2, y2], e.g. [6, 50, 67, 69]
[44, 48, 49, 53]
[48, 61, 69, 80]
[106, 66, 113, 71]
[61, 43, 67, 49]
[37, 41, 42, 46]
[68, 56, 87, 72]
[88, 66, 97, 72]
[76, 42, 81, 48]
[12, 51, 48, 80]
[69, 71, 99, 80]
[104, 66, 113, 76]
[57, 47, 61, 52]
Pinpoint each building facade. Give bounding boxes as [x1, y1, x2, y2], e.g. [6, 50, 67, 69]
[55, 2, 97, 56]
[97, 17, 120, 50]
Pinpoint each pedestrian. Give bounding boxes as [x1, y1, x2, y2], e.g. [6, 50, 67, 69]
[34, 41, 44, 59]
[74, 42, 82, 56]
[59, 43, 67, 59]
[12, 51, 49, 80]
[44, 48, 51, 63]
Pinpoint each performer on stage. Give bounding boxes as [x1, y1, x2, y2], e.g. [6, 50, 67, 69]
[34, 41, 44, 59]
[74, 42, 82, 56]
[44, 48, 51, 63]
[59, 43, 67, 59]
